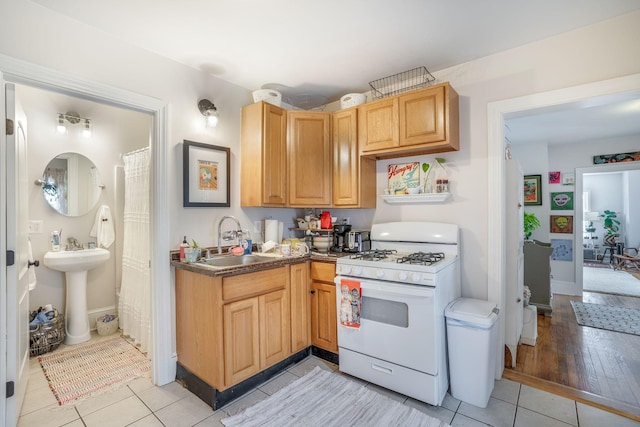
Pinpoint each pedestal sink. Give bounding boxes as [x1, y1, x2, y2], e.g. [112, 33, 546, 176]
[44, 248, 110, 345]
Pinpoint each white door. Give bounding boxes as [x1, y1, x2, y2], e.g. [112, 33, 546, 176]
[1, 81, 30, 427]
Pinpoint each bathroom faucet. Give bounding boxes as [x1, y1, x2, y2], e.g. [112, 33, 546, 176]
[217, 215, 243, 254]
[66, 237, 83, 251]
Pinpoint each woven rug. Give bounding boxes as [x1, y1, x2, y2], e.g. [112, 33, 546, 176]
[222, 367, 449, 427]
[38, 336, 151, 405]
[583, 261, 611, 269]
[571, 301, 640, 336]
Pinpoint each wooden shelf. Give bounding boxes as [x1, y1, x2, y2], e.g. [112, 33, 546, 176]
[381, 192, 452, 204]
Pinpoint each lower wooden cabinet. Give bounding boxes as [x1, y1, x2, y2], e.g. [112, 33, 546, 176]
[290, 262, 311, 352]
[310, 261, 338, 353]
[176, 262, 311, 391]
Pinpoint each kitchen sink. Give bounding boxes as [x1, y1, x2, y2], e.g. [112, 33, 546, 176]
[198, 254, 275, 269]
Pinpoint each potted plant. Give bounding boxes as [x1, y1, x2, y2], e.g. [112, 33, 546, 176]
[523, 212, 540, 240]
[599, 210, 620, 246]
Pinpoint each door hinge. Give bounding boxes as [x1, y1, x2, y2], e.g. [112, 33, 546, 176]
[6, 381, 15, 398]
[6, 118, 14, 136]
[6, 250, 15, 266]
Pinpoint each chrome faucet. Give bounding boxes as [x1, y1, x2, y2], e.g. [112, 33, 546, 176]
[66, 237, 83, 251]
[217, 215, 243, 254]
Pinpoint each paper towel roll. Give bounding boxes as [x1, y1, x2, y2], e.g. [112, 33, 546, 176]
[278, 221, 284, 244]
[265, 219, 278, 244]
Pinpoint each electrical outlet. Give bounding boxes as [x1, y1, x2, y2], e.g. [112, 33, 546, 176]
[28, 220, 43, 234]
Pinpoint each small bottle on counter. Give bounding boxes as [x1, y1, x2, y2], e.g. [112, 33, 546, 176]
[242, 229, 252, 255]
[51, 230, 61, 252]
[179, 236, 189, 262]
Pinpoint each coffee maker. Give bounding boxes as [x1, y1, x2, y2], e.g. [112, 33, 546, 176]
[331, 223, 352, 252]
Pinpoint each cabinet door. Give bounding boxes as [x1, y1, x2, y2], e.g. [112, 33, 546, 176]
[260, 289, 291, 368]
[290, 262, 310, 353]
[224, 298, 260, 385]
[399, 85, 445, 146]
[241, 102, 287, 207]
[310, 281, 338, 353]
[287, 111, 331, 206]
[358, 97, 399, 153]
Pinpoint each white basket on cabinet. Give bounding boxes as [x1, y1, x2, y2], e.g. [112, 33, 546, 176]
[252, 89, 282, 106]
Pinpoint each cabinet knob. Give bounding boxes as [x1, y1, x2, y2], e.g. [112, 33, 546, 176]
[517, 297, 522, 303]
[310, 290, 316, 294]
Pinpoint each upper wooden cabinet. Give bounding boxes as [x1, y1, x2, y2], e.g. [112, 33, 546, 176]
[287, 111, 332, 207]
[332, 109, 376, 208]
[358, 82, 459, 159]
[241, 102, 287, 207]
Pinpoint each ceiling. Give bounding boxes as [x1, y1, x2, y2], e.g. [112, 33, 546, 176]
[33, 0, 639, 109]
[31, 0, 640, 142]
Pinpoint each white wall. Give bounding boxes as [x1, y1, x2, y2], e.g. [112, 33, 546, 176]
[1, 2, 639, 357]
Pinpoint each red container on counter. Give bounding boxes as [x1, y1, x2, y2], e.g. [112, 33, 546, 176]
[320, 211, 332, 230]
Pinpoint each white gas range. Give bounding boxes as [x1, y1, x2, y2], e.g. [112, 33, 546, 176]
[334, 221, 460, 406]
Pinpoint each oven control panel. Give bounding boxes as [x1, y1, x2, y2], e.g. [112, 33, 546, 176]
[336, 264, 437, 285]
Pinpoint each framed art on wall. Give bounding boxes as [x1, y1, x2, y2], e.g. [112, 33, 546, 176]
[548, 171, 560, 184]
[524, 175, 542, 206]
[551, 191, 573, 210]
[550, 215, 573, 234]
[183, 140, 230, 207]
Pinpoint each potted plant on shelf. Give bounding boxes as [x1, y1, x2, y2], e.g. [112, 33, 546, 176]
[524, 212, 540, 240]
[599, 210, 620, 246]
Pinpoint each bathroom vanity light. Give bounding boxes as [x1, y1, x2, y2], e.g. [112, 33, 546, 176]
[198, 98, 218, 128]
[56, 112, 92, 137]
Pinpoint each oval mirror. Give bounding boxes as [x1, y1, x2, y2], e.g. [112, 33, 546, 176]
[40, 153, 103, 216]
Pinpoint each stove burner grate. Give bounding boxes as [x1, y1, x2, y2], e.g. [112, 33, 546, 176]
[397, 252, 445, 265]
[350, 249, 397, 261]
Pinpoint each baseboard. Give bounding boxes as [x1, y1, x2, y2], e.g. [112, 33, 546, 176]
[88, 305, 118, 331]
[552, 280, 580, 296]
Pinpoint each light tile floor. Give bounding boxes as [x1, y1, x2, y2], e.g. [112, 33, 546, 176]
[19, 344, 640, 427]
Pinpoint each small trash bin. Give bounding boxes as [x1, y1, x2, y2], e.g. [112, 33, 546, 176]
[445, 298, 500, 408]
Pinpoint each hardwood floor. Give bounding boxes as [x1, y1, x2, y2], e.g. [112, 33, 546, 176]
[504, 292, 640, 420]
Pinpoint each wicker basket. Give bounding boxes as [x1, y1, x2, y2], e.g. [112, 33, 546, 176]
[96, 315, 119, 336]
[29, 313, 65, 357]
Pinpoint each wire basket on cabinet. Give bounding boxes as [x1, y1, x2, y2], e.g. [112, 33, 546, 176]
[369, 66, 435, 100]
[29, 313, 65, 357]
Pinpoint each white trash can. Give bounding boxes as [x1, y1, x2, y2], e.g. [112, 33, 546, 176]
[445, 298, 500, 408]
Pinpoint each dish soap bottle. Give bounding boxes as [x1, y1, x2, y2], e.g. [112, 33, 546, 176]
[242, 229, 252, 255]
[179, 236, 189, 262]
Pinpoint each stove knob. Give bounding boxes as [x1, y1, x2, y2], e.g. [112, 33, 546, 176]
[376, 270, 385, 279]
[342, 266, 352, 275]
[355, 267, 363, 276]
[399, 271, 408, 281]
[412, 273, 422, 282]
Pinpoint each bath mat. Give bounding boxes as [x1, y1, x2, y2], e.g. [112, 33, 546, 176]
[38, 336, 151, 405]
[571, 301, 640, 336]
[221, 366, 449, 427]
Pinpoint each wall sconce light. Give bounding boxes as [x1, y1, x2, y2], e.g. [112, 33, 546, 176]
[198, 99, 218, 128]
[56, 111, 92, 137]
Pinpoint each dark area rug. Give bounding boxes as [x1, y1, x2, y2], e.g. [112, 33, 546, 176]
[571, 301, 640, 336]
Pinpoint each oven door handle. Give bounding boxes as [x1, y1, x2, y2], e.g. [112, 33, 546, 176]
[360, 282, 434, 298]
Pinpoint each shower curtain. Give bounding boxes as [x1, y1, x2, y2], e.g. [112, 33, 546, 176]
[118, 147, 151, 353]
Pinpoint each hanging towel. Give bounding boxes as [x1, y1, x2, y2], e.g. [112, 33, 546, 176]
[28, 237, 37, 291]
[90, 205, 115, 248]
[339, 278, 361, 329]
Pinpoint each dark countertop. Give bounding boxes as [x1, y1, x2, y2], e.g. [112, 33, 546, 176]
[171, 251, 348, 278]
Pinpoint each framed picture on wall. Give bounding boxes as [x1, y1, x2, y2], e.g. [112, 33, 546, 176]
[550, 215, 573, 234]
[548, 171, 560, 184]
[550, 191, 574, 210]
[524, 175, 542, 206]
[183, 140, 230, 207]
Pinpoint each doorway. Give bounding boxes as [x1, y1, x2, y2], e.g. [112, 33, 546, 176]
[1, 56, 172, 426]
[488, 73, 640, 412]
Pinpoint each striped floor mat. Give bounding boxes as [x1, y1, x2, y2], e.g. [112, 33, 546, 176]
[38, 336, 151, 405]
